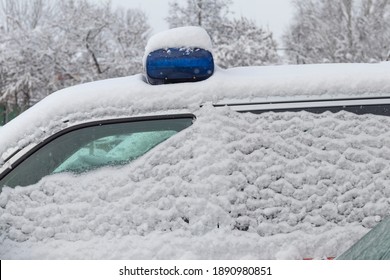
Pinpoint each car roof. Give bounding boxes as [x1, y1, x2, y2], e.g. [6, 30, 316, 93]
[1, 62, 390, 161]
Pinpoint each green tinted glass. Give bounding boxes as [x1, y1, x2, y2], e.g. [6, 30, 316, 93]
[0, 117, 193, 188]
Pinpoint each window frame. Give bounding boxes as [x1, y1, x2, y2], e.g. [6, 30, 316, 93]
[0, 113, 195, 185]
[218, 96, 390, 116]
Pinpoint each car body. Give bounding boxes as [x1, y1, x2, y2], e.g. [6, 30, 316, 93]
[0, 27, 390, 259]
[2, 62, 390, 186]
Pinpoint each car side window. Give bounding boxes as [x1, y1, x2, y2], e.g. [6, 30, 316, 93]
[53, 130, 177, 174]
[0, 116, 193, 189]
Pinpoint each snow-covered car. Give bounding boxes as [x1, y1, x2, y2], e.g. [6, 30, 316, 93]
[1, 27, 390, 259]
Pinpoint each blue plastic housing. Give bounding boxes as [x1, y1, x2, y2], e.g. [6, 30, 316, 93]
[145, 48, 214, 85]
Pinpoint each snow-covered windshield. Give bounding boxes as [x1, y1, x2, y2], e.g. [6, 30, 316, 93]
[0, 117, 193, 189]
[1, 106, 389, 259]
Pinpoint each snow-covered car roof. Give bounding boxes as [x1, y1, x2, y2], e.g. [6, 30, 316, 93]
[1, 62, 390, 162]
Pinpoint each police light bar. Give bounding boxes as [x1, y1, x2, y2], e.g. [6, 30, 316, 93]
[145, 47, 214, 85]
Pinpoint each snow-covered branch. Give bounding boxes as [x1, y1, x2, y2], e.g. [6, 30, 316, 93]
[0, 0, 150, 119]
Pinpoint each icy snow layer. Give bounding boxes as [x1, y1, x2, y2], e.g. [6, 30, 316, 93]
[1, 107, 389, 259]
[1, 62, 390, 161]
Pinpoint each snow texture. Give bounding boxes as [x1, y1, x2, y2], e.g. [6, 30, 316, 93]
[1, 106, 390, 259]
[1, 62, 390, 162]
[144, 26, 213, 55]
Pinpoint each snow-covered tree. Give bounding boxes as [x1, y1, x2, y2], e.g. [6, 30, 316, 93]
[0, 0, 150, 120]
[214, 17, 279, 68]
[166, 0, 232, 31]
[284, 0, 390, 64]
[0, 0, 53, 109]
[166, 0, 279, 67]
[355, 0, 390, 62]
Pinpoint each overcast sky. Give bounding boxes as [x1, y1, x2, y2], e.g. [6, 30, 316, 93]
[108, 0, 294, 41]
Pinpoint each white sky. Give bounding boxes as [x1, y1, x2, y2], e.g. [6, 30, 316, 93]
[108, 0, 294, 41]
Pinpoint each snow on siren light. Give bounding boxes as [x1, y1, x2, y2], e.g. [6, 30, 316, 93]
[145, 47, 214, 85]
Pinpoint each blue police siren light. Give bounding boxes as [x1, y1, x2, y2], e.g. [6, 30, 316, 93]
[145, 47, 214, 85]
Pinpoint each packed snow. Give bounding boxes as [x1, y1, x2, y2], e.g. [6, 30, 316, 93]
[1, 106, 389, 259]
[143, 26, 213, 57]
[1, 62, 390, 162]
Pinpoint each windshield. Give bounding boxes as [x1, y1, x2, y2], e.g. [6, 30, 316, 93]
[0, 116, 193, 189]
